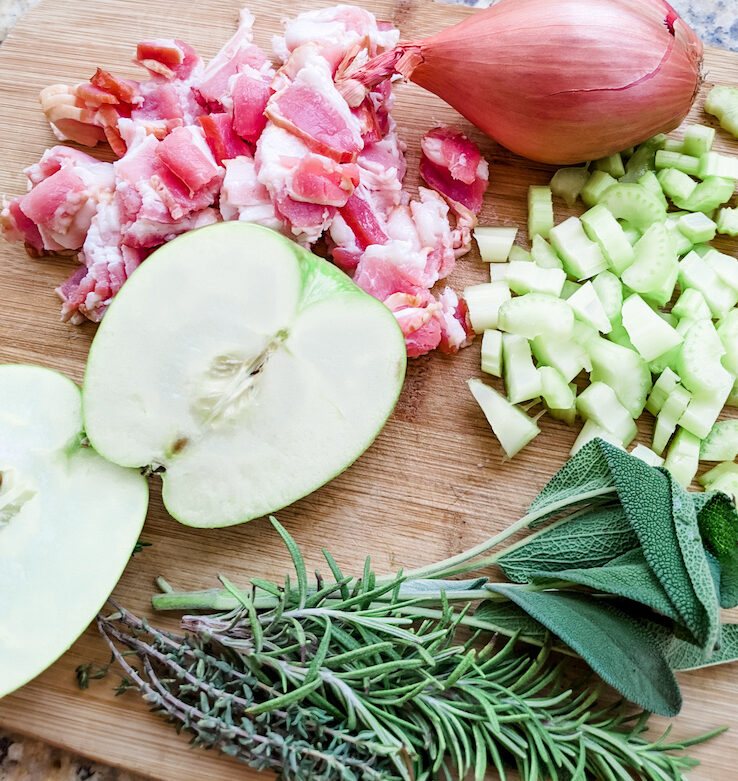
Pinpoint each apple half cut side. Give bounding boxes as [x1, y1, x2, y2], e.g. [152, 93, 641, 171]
[82, 223, 407, 528]
[0, 365, 148, 699]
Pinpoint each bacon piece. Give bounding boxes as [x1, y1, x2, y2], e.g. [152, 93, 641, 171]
[197, 114, 252, 165]
[123, 206, 220, 248]
[384, 292, 443, 358]
[39, 84, 106, 147]
[0, 199, 44, 251]
[339, 192, 388, 249]
[75, 82, 120, 106]
[287, 157, 359, 207]
[231, 70, 271, 143]
[135, 39, 201, 81]
[220, 156, 283, 230]
[155, 126, 222, 194]
[437, 288, 474, 354]
[419, 127, 489, 215]
[193, 10, 270, 111]
[90, 68, 138, 104]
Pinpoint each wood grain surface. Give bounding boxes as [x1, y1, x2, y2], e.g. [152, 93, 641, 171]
[0, 0, 737, 779]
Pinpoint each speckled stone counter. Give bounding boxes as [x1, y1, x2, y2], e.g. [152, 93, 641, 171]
[0, 0, 736, 778]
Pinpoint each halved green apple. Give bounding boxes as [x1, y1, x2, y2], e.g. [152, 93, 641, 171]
[0, 365, 148, 698]
[82, 223, 406, 528]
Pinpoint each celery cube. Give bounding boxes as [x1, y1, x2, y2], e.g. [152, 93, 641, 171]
[481, 329, 503, 377]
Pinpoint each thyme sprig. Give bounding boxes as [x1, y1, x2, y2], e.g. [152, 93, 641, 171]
[99, 521, 722, 781]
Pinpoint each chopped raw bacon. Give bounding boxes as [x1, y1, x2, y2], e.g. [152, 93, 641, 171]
[288, 157, 359, 207]
[5, 5, 489, 356]
[155, 126, 222, 193]
[231, 69, 271, 143]
[420, 126, 489, 215]
[197, 113, 252, 164]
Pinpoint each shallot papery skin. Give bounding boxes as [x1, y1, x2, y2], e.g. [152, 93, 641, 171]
[344, 0, 703, 164]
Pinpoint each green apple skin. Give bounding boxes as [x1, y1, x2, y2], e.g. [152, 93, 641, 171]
[82, 223, 407, 529]
[0, 365, 148, 699]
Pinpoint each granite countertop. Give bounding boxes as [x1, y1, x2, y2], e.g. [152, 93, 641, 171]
[1, 0, 737, 779]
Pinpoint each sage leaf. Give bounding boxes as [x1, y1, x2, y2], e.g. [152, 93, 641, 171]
[717, 549, 738, 609]
[528, 548, 681, 623]
[664, 474, 720, 652]
[471, 600, 548, 644]
[399, 578, 488, 597]
[485, 585, 682, 717]
[497, 505, 638, 583]
[694, 491, 738, 559]
[527, 439, 619, 518]
[649, 621, 738, 671]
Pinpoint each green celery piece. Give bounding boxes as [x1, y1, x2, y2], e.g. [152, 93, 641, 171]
[527, 185, 554, 239]
[588, 335, 652, 418]
[672, 288, 711, 321]
[677, 212, 717, 244]
[598, 183, 667, 231]
[638, 170, 669, 209]
[485, 586, 682, 717]
[700, 419, 738, 461]
[657, 167, 697, 202]
[646, 367, 681, 417]
[530, 234, 563, 269]
[581, 170, 616, 207]
[497, 505, 638, 583]
[620, 135, 667, 183]
[704, 85, 738, 138]
[699, 151, 738, 180]
[550, 167, 589, 207]
[675, 176, 735, 213]
[716, 206, 738, 236]
[682, 124, 716, 158]
[621, 222, 677, 297]
[507, 245, 532, 263]
[594, 153, 625, 178]
[528, 548, 680, 622]
[591, 271, 623, 324]
[655, 150, 701, 177]
[719, 309, 738, 375]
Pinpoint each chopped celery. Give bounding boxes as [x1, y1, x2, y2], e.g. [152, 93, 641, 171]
[705, 250, 738, 293]
[598, 183, 666, 231]
[561, 280, 582, 299]
[641, 262, 679, 309]
[662, 138, 685, 153]
[538, 366, 575, 410]
[475, 226, 518, 262]
[549, 217, 608, 280]
[657, 168, 697, 203]
[718, 309, 738, 374]
[467, 379, 540, 458]
[621, 222, 676, 296]
[653, 385, 691, 455]
[498, 293, 574, 340]
[591, 271, 623, 325]
[588, 337, 652, 418]
[700, 419, 738, 461]
[619, 220, 641, 246]
[550, 167, 590, 207]
[621, 135, 667, 183]
[621, 294, 683, 361]
[464, 281, 512, 332]
[549, 382, 578, 425]
[648, 317, 695, 374]
[580, 204, 635, 274]
[671, 288, 711, 321]
[679, 382, 733, 440]
[665, 216, 694, 256]
[675, 176, 735, 213]
[699, 462, 738, 498]
[570, 421, 623, 456]
[655, 150, 701, 177]
[530, 235, 563, 269]
[567, 281, 612, 333]
[638, 171, 668, 209]
[630, 444, 665, 467]
[489, 261, 566, 297]
[646, 367, 681, 416]
[699, 152, 738, 180]
[677, 212, 717, 244]
[527, 186, 554, 239]
[581, 171, 617, 207]
[676, 317, 731, 394]
[503, 334, 542, 404]
[594, 153, 625, 178]
[716, 207, 738, 236]
[508, 246, 532, 263]
[664, 428, 700, 487]
[728, 378, 738, 408]
[679, 251, 738, 319]
[530, 334, 589, 383]
[704, 85, 738, 139]
[682, 125, 715, 157]
[480, 329, 503, 377]
[576, 381, 637, 445]
[606, 320, 636, 352]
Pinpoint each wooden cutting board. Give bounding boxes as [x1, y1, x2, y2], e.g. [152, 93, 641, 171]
[1, 0, 738, 778]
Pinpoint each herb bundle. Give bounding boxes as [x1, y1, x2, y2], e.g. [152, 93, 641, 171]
[97, 440, 738, 779]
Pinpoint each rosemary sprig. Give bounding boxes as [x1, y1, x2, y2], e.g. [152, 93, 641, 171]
[98, 523, 722, 781]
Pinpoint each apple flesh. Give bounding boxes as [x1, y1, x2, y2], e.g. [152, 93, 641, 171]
[82, 223, 406, 528]
[0, 365, 148, 698]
